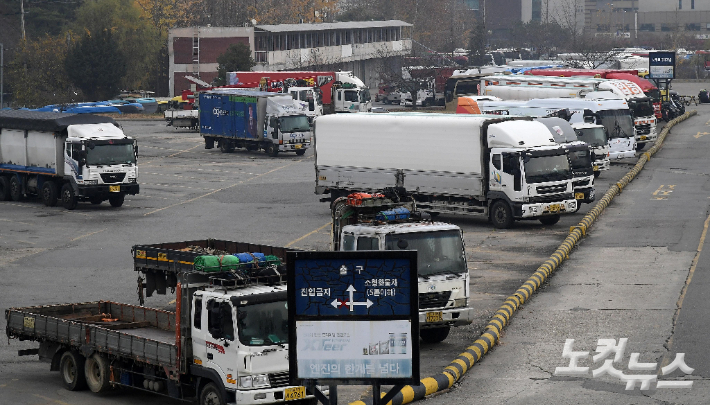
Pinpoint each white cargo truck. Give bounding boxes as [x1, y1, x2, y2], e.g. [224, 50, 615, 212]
[472, 97, 637, 160]
[315, 113, 578, 228]
[479, 75, 657, 149]
[330, 190, 474, 343]
[0, 110, 139, 209]
[571, 122, 611, 177]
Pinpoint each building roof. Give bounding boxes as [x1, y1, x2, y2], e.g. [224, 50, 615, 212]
[255, 20, 412, 33]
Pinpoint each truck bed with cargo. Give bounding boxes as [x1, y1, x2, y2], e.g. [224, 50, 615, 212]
[0, 110, 139, 209]
[315, 113, 578, 228]
[6, 239, 313, 405]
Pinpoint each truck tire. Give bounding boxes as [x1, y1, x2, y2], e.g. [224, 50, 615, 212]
[84, 353, 111, 393]
[295, 149, 306, 156]
[108, 193, 125, 207]
[9, 176, 23, 201]
[490, 200, 514, 229]
[420, 326, 450, 343]
[266, 144, 279, 157]
[60, 350, 87, 391]
[41, 181, 59, 207]
[636, 142, 646, 151]
[593, 171, 601, 178]
[60, 183, 78, 210]
[200, 382, 225, 405]
[539, 214, 561, 226]
[0, 176, 10, 201]
[219, 141, 235, 153]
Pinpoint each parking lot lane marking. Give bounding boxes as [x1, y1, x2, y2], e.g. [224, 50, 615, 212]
[285, 222, 331, 248]
[143, 161, 301, 216]
[0, 218, 32, 226]
[142, 144, 202, 165]
[33, 394, 72, 405]
[70, 228, 106, 242]
[661, 209, 710, 369]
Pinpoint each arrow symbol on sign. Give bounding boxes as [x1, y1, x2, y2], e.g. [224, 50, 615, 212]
[694, 132, 710, 139]
[330, 285, 373, 312]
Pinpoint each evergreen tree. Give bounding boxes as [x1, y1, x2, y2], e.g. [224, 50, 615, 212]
[214, 43, 256, 86]
[468, 21, 488, 67]
[65, 29, 128, 101]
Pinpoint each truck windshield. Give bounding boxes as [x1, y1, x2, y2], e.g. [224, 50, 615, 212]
[597, 110, 634, 139]
[627, 98, 654, 118]
[575, 127, 608, 147]
[568, 150, 592, 171]
[385, 230, 466, 276]
[524, 154, 571, 183]
[360, 89, 371, 103]
[237, 300, 289, 346]
[279, 116, 311, 132]
[86, 144, 136, 166]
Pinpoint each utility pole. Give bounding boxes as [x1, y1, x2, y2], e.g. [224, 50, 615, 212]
[21, 0, 26, 39]
[1, 43, 4, 109]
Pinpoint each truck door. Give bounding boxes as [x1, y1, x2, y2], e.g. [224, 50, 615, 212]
[204, 298, 238, 383]
[490, 153, 522, 194]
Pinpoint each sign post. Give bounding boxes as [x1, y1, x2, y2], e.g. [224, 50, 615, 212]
[648, 51, 676, 102]
[287, 251, 420, 405]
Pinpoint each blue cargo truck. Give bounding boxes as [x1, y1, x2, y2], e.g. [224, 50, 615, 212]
[200, 89, 312, 157]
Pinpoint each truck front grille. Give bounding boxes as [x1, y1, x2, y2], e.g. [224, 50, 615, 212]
[419, 292, 451, 309]
[635, 124, 651, 135]
[573, 179, 590, 188]
[536, 184, 567, 195]
[100, 173, 126, 183]
[269, 371, 290, 388]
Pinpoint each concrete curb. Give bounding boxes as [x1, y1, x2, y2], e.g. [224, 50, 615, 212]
[348, 110, 699, 405]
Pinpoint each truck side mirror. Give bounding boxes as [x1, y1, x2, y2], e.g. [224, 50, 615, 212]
[270, 117, 278, 128]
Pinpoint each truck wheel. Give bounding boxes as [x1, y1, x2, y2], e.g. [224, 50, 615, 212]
[200, 382, 225, 405]
[593, 171, 601, 178]
[0, 176, 10, 201]
[266, 144, 279, 157]
[60, 184, 78, 210]
[60, 350, 87, 391]
[9, 176, 23, 201]
[295, 149, 306, 156]
[539, 214, 561, 226]
[84, 353, 111, 393]
[636, 142, 646, 151]
[420, 326, 450, 343]
[90, 197, 103, 205]
[108, 193, 125, 208]
[219, 141, 234, 153]
[41, 181, 59, 207]
[490, 200, 514, 229]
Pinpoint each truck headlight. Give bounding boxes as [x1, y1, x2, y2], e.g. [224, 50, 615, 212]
[240, 374, 270, 389]
[128, 177, 137, 183]
[84, 179, 98, 185]
[453, 298, 467, 307]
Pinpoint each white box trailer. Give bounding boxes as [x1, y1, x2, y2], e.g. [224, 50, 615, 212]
[315, 113, 578, 228]
[0, 111, 139, 209]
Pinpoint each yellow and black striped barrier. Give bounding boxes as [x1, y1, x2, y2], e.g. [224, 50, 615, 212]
[349, 110, 698, 405]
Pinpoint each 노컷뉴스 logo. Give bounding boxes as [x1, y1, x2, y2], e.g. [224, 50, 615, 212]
[554, 338, 693, 390]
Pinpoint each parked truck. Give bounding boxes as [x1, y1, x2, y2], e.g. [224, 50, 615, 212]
[227, 71, 372, 114]
[0, 110, 139, 209]
[330, 189, 474, 343]
[315, 113, 577, 228]
[479, 75, 657, 150]
[164, 107, 199, 130]
[200, 89, 311, 157]
[469, 97, 637, 161]
[570, 122, 611, 177]
[6, 239, 314, 405]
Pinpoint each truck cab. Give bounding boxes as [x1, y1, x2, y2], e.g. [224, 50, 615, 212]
[192, 285, 300, 405]
[288, 87, 323, 118]
[571, 122, 611, 177]
[333, 72, 372, 113]
[332, 193, 474, 343]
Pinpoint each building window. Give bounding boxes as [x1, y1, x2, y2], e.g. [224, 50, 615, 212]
[597, 24, 610, 32]
[639, 23, 655, 32]
[463, 0, 479, 10]
[686, 23, 701, 31]
[661, 24, 673, 32]
[679, 0, 682, 9]
[532, 0, 542, 21]
[692, 0, 695, 9]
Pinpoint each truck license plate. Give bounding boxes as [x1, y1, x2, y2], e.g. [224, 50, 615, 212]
[284, 387, 306, 401]
[548, 204, 561, 213]
[109, 185, 120, 192]
[294, 144, 302, 149]
[593, 165, 599, 171]
[640, 135, 647, 140]
[575, 192, 584, 200]
[426, 311, 443, 322]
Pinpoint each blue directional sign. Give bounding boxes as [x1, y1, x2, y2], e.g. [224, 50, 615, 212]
[287, 251, 419, 384]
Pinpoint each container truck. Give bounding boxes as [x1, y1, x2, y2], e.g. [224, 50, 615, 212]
[6, 239, 316, 405]
[468, 97, 637, 161]
[0, 110, 139, 209]
[479, 75, 657, 150]
[315, 113, 578, 229]
[227, 71, 371, 114]
[164, 108, 200, 130]
[200, 89, 311, 157]
[330, 189, 474, 343]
